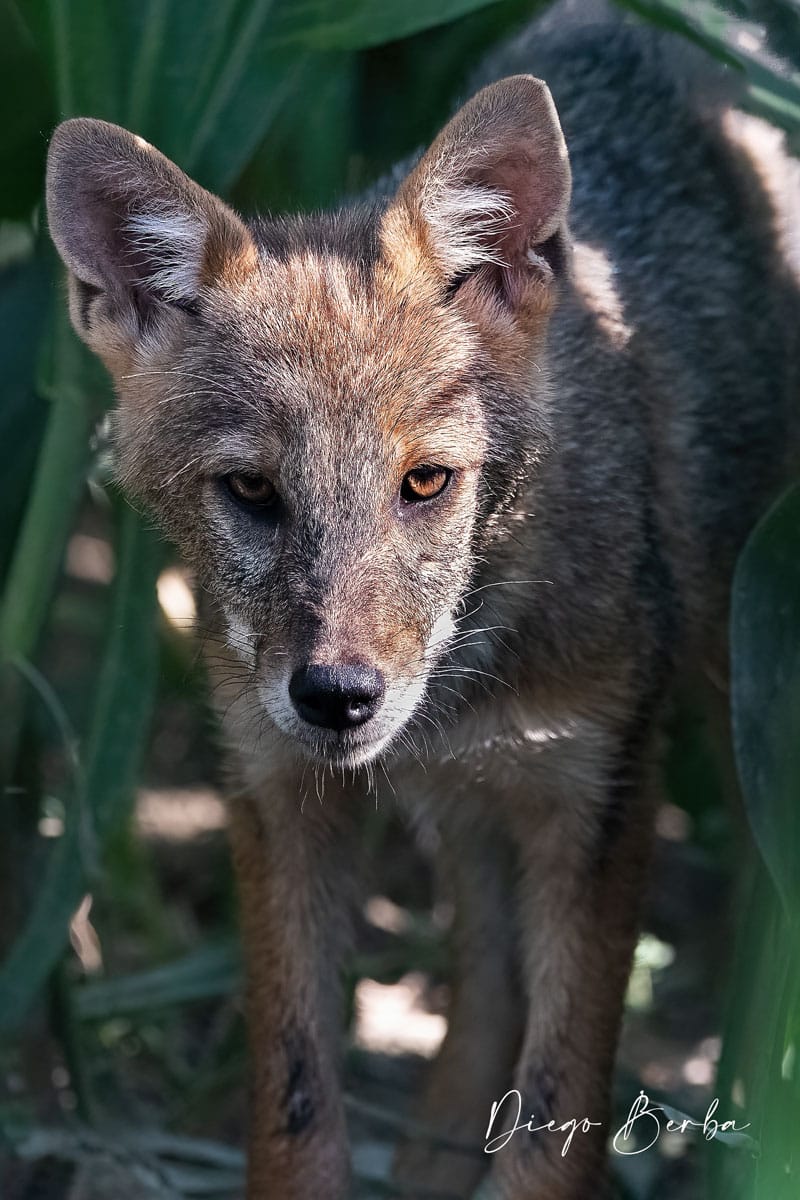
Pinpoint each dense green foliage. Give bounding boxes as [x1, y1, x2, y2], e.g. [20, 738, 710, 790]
[0, 2, 798, 1197]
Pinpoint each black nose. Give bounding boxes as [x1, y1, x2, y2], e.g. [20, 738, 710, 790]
[288, 664, 385, 732]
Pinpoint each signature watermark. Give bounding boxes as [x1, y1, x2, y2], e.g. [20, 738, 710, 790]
[485, 1089, 751, 1157]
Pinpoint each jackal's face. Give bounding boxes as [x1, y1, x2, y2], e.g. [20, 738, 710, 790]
[47, 78, 570, 766]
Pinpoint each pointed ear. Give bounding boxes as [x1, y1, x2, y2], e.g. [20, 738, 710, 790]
[46, 118, 257, 367]
[385, 75, 571, 314]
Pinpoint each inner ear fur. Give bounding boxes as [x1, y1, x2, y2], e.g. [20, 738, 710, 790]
[385, 75, 572, 303]
[46, 118, 257, 361]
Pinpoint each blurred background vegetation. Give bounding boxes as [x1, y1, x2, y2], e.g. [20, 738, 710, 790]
[0, 1, 798, 1197]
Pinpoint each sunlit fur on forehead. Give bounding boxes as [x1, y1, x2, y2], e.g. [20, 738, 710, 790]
[199, 215, 489, 460]
[245, 208, 479, 370]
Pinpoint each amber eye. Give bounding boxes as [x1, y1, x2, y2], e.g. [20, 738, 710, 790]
[400, 465, 452, 504]
[225, 472, 276, 509]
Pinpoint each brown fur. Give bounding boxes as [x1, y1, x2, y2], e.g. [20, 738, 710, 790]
[46, 11, 799, 1199]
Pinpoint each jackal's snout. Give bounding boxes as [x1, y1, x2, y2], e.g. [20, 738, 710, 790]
[288, 663, 385, 732]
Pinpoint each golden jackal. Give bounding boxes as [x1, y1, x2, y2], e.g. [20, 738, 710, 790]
[46, 7, 799, 1198]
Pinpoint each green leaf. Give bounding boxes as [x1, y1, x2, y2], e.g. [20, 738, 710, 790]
[232, 51, 356, 210]
[0, 502, 163, 1034]
[76, 942, 241, 1020]
[0, 8, 54, 217]
[731, 482, 800, 919]
[0, 305, 102, 667]
[191, 45, 317, 193]
[0, 250, 51, 582]
[19, 0, 122, 120]
[711, 863, 800, 1200]
[267, 0, 506, 50]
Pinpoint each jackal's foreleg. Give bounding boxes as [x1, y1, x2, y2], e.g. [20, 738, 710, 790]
[489, 717, 660, 1200]
[229, 776, 358, 1200]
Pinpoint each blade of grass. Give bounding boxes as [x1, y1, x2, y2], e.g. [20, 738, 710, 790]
[9, 655, 82, 779]
[0, 250, 52, 578]
[0, 309, 97, 667]
[0, 308, 100, 785]
[0, 501, 163, 1034]
[44, 0, 73, 117]
[76, 942, 241, 1020]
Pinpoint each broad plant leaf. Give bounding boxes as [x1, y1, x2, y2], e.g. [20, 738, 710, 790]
[731, 482, 800, 919]
[0, 252, 51, 580]
[18, 0, 527, 196]
[0, 503, 162, 1034]
[0, 8, 54, 217]
[711, 864, 800, 1200]
[267, 0, 506, 49]
[18, 0, 123, 121]
[0, 306, 103, 666]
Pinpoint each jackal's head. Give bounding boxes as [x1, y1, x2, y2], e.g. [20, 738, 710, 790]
[47, 77, 570, 767]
